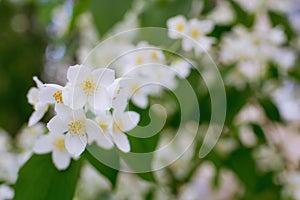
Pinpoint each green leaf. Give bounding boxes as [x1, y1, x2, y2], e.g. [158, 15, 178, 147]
[14, 154, 82, 200]
[139, 0, 193, 27]
[84, 144, 119, 187]
[90, 0, 133, 36]
[250, 123, 267, 144]
[258, 98, 282, 122]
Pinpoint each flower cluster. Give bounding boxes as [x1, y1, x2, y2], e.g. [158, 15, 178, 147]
[167, 15, 215, 53]
[27, 65, 140, 170]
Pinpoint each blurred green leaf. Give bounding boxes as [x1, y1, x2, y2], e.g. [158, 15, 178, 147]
[90, 0, 133, 36]
[139, 0, 193, 27]
[84, 144, 119, 187]
[14, 154, 82, 200]
[258, 98, 282, 122]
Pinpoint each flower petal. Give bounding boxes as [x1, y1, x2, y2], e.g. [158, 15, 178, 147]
[92, 68, 115, 86]
[89, 86, 112, 111]
[52, 149, 71, 170]
[54, 103, 72, 121]
[68, 86, 87, 110]
[67, 65, 90, 84]
[33, 135, 53, 154]
[86, 119, 113, 149]
[28, 104, 48, 127]
[114, 111, 140, 132]
[65, 133, 87, 157]
[111, 130, 130, 152]
[47, 116, 68, 134]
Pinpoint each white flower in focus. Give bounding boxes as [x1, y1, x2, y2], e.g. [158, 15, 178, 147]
[0, 184, 14, 200]
[27, 76, 48, 126]
[182, 19, 215, 53]
[67, 65, 114, 110]
[110, 110, 139, 152]
[47, 104, 113, 157]
[33, 132, 74, 170]
[167, 15, 187, 39]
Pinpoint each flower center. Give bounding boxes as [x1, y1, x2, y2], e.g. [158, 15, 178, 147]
[99, 122, 108, 133]
[81, 78, 98, 96]
[135, 55, 144, 65]
[53, 137, 65, 152]
[53, 90, 63, 103]
[176, 23, 184, 32]
[68, 119, 86, 136]
[150, 52, 158, 61]
[191, 29, 200, 39]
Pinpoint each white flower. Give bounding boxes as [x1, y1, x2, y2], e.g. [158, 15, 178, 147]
[170, 59, 192, 78]
[167, 15, 187, 39]
[0, 184, 14, 200]
[67, 65, 114, 110]
[38, 83, 67, 105]
[33, 132, 73, 170]
[95, 110, 139, 152]
[47, 104, 113, 157]
[182, 19, 215, 53]
[27, 77, 48, 126]
[16, 123, 45, 151]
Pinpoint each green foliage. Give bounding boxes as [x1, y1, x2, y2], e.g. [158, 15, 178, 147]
[139, 0, 194, 27]
[14, 154, 82, 200]
[84, 144, 119, 187]
[90, 0, 134, 37]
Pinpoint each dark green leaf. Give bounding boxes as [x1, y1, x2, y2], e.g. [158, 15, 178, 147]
[90, 0, 133, 36]
[258, 98, 282, 122]
[84, 144, 119, 187]
[14, 154, 82, 200]
[139, 0, 193, 27]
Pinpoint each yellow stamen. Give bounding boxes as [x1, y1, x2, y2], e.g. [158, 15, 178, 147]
[135, 55, 143, 65]
[53, 90, 63, 103]
[176, 23, 184, 32]
[191, 29, 200, 39]
[68, 119, 86, 136]
[81, 78, 98, 96]
[53, 137, 65, 152]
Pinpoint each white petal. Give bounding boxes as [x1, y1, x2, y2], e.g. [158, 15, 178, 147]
[68, 86, 87, 109]
[52, 149, 71, 170]
[54, 103, 72, 121]
[132, 93, 148, 109]
[33, 135, 53, 154]
[92, 68, 115, 86]
[47, 116, 68, 134]
[67, 65, 90, 84]
[86, 119, 113, 149]
[39, 84, 65, 104]
[65, 133, 87, 157]
[88, 86, 112, 111]
[27, 87, 39, 105]
[33, 76, 44, 88]
[115, 111, 140, 132]
[28, 104, 48, 126]
[111, 130, 130, 152]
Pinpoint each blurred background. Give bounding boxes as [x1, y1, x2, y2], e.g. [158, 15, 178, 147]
[0, 0, 300, 200]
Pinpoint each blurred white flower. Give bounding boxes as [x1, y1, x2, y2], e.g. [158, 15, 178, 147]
[182, 19, 215, 53]
[207, 1, 235, 25]
[16, 123, 45, 151]
[167, 15, 187, 39]
[281, 171, 300, 200]
[75, 163, 111, 200]
[179, 162, 240, 200]
[272, 81, 300, 121]
[0, 184, 14, 200]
